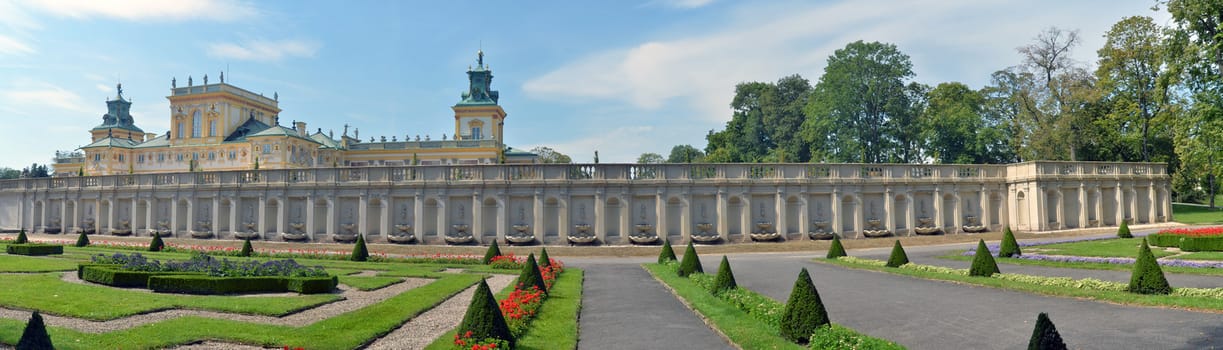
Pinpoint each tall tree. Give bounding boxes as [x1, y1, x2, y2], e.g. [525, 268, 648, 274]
[1096, 16, 1175, 163]
[1013, 27, 1089, 161]
[636, 152, 665, 164]
[920, 82, 1013, 163]
[0, 167, 19, 179]
[666, 145, 705, 163]
[802, 41, 918, 163]
[705, 76, 812, 163]
[530, 147, 572, 164]
[1164, 0, 1223, 208]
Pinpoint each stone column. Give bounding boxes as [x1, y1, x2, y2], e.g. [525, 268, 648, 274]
[60, 200, 68, 232]
[438, 198, 449, 241]
[107, 199, 116, 234]
[358, 195, 368, 236]
[905, 192, 916, 236]
[716, 190, 728, 239]
[211, 197, 219, 236]
[559, 194, 570, 241]
[830, 191, 841, 236]
[256, 197, 265, 236]
[276, 197, 287, 236]
[413, 195, 424, 241]
[533, 192, 544, 240]
[1057, 190, 1066, 229]
[594, 191, 606, 242]
[775, 190, 786, 239]
[655, 192, 667, 239]
[496, 194, 507, 242]
[980, 187, 991, 231]
[680, 194, 691, 243]
[1078, 184, 1087, 228]
[741, 195, 752, 242]
[933, 187, 944, 230]
[884, 188, 895, 233]
[853, 194, 864, 238]
[145, 199, 154, 235]
[325, 198, 335, 236]
[951, 192, 962, 234]
[620, 194, 631, 244]
[472, 194, 483, 244]
[380, 197, 390, 238]
[230, 199, 240, 236]
[797, 195, 809, 240]
[1148, 183, 1157, 223]
[305, 196, 316, 237]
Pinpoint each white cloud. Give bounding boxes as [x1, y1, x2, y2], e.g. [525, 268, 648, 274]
[0, 35, 34, 55]
[0, 82, 94, 114]
[207, 39, 321, 62]
[19, 0, 256, 22]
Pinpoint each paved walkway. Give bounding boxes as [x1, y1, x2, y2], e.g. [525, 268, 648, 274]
[573, 261, 733, 350]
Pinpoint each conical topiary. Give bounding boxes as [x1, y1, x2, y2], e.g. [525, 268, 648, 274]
[17, 311, 53, 350]
[969, 239, 1000, 277]
[15, 229, 28, 244]
[1117, 220, 1132, 238]
[350, 234, 369, 262]
[1027, 312, 1067, 350]
[517, 253, 547, 293]
[826, 236, 846, 259]
[148, 234, 164, 252]
[885, 240, 909, 267]
[677, 242, 703, 277]
[482, 240, 502, 264]
[456, 279, 514, 347]
[1127, 238, 1171, 295]
[658, 238, 677, 264]
[999, 226, 1021, 258]
[538, 247, 552, 269]
[74, 231, 90, 247]
[779, 268, 829, 344]
[712, 255, 737, 294]
[239, 239, 253, 257]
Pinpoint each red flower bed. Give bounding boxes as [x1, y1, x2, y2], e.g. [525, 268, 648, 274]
[1157, 226, 1223, 237]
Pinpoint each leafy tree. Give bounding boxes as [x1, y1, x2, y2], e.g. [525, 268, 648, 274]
[969, 239, 1000, 277]
[517, 253, 547, 294]
[885, 240, 909, 267]
[1165, 0, 1223, 208]
[17, 311, 53, 350]
[779, 267, 829, 343]
[482, 240, 502, 264]
[826, 236, 846, 259]
[240, 239, 253, 257]
[0, 167, 20, 179]
[705, 75, 812, 163]
[148, 234, 164, 252]
[1002, 27, 1090, 161]
[658, 238, 677, 263]
[921, 82, 1014, 163]
[712, 255, 737, 294]
[1096, 16, 1176, 163]
[636, 152, 665, 164]
[530, 146, 572, 164]
[456, 279, 514, 347]
[999, 226, 1021, 257]
[350, 234, 368, 261]
[1128, 238, 1171, 294]
[20, 163, 49, 178]
[666, 144, 705, 163]
[676, 242, 703, 277]
[1028, 312, 1067, 350]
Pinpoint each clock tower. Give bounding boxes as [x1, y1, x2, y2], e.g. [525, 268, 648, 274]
[453, 50, 506, 143]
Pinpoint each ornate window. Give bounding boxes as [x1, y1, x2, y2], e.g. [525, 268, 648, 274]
[209, 120, 216, 137]
[192, 110, 202, 138]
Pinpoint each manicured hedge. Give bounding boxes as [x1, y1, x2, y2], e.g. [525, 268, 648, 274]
[1146, 233, 1181, 247]
[79, 265, 201, 288]
[148, 275, 337, 294]
[1145, 234, 1223, 252]
[5, 244, 64, 256]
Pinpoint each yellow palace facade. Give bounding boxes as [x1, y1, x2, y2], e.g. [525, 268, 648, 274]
[52, 51, 534, 176]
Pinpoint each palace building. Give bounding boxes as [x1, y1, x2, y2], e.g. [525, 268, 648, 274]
[51, 50, 535, 177]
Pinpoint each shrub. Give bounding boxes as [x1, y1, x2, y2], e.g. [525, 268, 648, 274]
[779, 267, 829, 344]
[15, 229, 28, 244]
[456, 279, 514, 348]
[809, 324, 904, 350]
[147, 275, 336, 294]
[1178, 236, 1223, 252]
[350, 234, 368, 262]
[17, 311, 53, 350]
[1028, 312, 1067, 350]
[677, 242, 703, 277]
[240, 239, 253, 257]
[969, 239, 1000, 277]
[885, 240, 909, 267]
[516, 253, 547, 294]
[149, 234, 164, 252]
[999, 226, 1021, 257]
[482, 240, 502, 264]
[658, 238, 677, 264]
[1117, 220, 1132, 238]
[826, 236, 846, 259]
[1127, 238, 1171, 295]
[538, 247, 552, 269]
[6, 244, 63, 256]
[712, 255, 737, 294]
[75, 231, 90, 247]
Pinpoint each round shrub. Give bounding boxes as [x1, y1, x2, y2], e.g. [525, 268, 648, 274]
[350, 234, 369, 262]
[779, 267, 829, 344]
[1028, 312, 1067, 350]
[517, 253, 547, 293]
[885, 240, 909, 268]
[148, 234, 164, 252]
[826, 236, 847, 259]
[17, 311, 53, 350]
[482, 240, 502, 264]
[999, 226, 1021, 257]
[1117, 220, 1132, 238]
[712, 255, 737, 294]
[456, 279, 514, 348]
[240, 239, 253, 257]
[1127, 238, 1171, 295]
[74, 231, 90, 247]
[658, 238, 677, 264]
[677, 242, 703, 277]
[969, 239, 1000, 277]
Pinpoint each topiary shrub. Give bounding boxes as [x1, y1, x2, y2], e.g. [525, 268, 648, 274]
[17, 311, 53, 350]
[826, 236, 846, 259]
[482, 240, 502, 264]
[658, 238, 677, 264]
[676, 242, 703, 277]
[148, 234, 164, 252]
[712, 255, 737, 294]
[538, 247, 552, 269]
[779, 267, 829, 344]
[74, 231, 90, 247]
[1127, 238, 1171, 295]
[240, 239, 253, 257]
[999, 226, 1021, 257]
[969, 239, 1000, 277]
[1028, 312, 1067, 350]
[456, 279, 515, 348]
[1117, 220, 1132, 238]
[885, 240, 909, 267]
[350, 234, 369, 262]
[517, 253, 547, 293]
[15, 229, 28, 244]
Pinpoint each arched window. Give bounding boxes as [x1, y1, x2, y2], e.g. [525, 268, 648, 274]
[192, 110, 202, 138]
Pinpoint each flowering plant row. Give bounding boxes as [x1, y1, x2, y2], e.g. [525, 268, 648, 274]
[453, 331, 509, 350]
[687, 267, 784, 327]
[1156, 226, 1223, 237]
[454, 255, 565, 350]
[92, 252, 329, 277]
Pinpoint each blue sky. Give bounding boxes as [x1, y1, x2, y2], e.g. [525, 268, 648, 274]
[0, 0, 1170, 170]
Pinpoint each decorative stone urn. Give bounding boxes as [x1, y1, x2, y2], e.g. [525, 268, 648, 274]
[808, 221, 834, 240]
[914, 217, 940, 235]
[568, 224, 596, 245]
[962, 216, 987, 233]
[750, 221, 780, 242]
[862, 219, 891, 238]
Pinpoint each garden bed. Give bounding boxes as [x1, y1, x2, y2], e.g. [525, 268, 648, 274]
[79, 253, 336, 294]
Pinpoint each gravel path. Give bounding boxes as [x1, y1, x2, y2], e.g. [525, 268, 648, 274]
[364, 274, 515, 350]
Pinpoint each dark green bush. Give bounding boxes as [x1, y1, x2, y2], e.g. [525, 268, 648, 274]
[885, 240, 909, 267]
[658, 238, 677, 263]
[969, 239, 1000, 277]
[75, 231, 90, 247]
[15, 229, 28, 244]
[147, 275, 336, 294]
[456, 279, 514, 347]
[999, 226, 1021, 257]
[350, 234, 368, 262]
[826, 236, 846, 259]
[6, 244, 63, 256]
[1128, 238, 1171, 295]
[240, 239, 252, 257]
[1028, 312, 1067, 350]
[287, 276, 338, 294]
[149, 234, 164, 252]
[1117, 221, 1132, 238]
[779, 267, 829, 344]
[482, 240, 502, 264]
[538, 247, 552, 269]
[712, 255, 737, 294]
[677, 242, 702, 277]
[516, 253, 547, 293]
[1145, 233, 1180, 247]
[17, 311, 52, 350]
[79, 265, 200, 287]
[1178, 236, 1223, 252]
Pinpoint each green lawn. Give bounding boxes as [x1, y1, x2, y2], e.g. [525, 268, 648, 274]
[1172, 203, 1223, 224]
[1171, 252, 1223, 261]
[1028, 238, 1177, 258]
[337, 275, 404, 291]
[939, 254, 1223, 276]
[0, 254, 79, 272]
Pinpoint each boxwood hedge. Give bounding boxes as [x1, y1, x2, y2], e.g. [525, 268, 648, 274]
[5, 244, 64, 256]
[79, 264, 335, 294]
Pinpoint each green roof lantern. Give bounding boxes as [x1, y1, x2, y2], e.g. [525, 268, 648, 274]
[457, 49, 499, 106]
[91, 83, 145, 133]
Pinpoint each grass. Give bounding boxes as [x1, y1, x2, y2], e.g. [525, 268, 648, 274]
[1172, 252, 1223, 261]
[820, 258, 1223, 312]
[337, 275, 404, 291]
[939, 254, 1223, 276]
[1172, 203, 1223, 224]
[1027, 238, 1177, 258]
[0, 254, 79, 272]
[423, 268, 585, 350]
